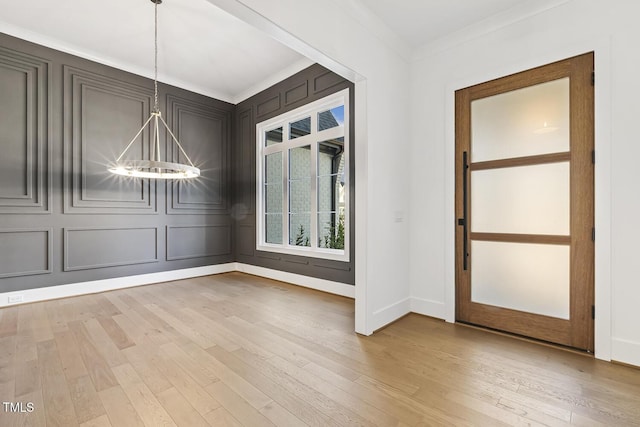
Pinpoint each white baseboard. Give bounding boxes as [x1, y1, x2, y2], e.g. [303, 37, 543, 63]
[0, 264, 236, 308]
[234, 263, 355, 298]
[410, 297, 446, 319]
[371, 297, 411, 333]
[0, 262, 354, 308]
[612, 337, 640, 368]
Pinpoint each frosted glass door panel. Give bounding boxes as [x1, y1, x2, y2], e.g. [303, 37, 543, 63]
[471, 162, 569, 235]
[471, 78, 569, 162]
[471, 241, 570, 319]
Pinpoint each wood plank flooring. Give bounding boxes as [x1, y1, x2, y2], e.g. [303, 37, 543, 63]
[0, 272, 639, 426]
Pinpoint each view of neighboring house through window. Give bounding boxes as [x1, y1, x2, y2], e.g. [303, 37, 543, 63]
[257, 89, 349, 261]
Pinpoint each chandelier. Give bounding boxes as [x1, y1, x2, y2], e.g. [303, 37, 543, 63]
[108, 0, 200, 179]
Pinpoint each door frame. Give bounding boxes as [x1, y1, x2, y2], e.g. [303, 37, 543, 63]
[442, 41, 612, 360]
[454, 53, 594, 351]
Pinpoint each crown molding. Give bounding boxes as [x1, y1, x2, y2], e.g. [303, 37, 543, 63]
[413, 0, 573, 61]
[231, 56, 313, 104]
[0, 21, 242, 103]
[334, 0, 413, 63]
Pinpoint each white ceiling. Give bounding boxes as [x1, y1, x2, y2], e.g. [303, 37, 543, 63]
[0, 0, 549, 104]
[0, 0, 313, 103]
[360, 0, 535, 49]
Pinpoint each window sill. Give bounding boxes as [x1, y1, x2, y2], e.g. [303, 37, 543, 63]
[256, 244, 349, 262]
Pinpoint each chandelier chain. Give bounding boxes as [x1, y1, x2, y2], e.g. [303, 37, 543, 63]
[153, 0, 159, 112]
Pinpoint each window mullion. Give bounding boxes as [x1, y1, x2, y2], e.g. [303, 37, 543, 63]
[310, 115, 319, 250]
[283, 127, 290, 248]
[342, 94, 350, 254]
[263, 145, 283, 156]
[258, 144, 264, 247]
[315, 126, 344, 141]
[284, 134, 315, 149]
[260, 135, 270, 247]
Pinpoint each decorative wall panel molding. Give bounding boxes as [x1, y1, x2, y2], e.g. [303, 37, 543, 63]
[256, 94, 281, 119]
[313, 70, 345, 94]
[236, 108, 254, 212]
[166, 225, 231, 260]
[166, 94, 231, 214]
[0, 228, 52, 278]
[284, 81, 309, 106]
[0, 47, 51, 214]
[63, 66, 156, 214]
[313, 258, 353, 272]
[256, 251, 281, 261]
[64, 227, 158, 271]
[237, 224, 255, 257]
[284, 256, 310, 266]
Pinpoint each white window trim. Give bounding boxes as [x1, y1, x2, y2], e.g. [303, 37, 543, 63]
[256, 88, 350, 262]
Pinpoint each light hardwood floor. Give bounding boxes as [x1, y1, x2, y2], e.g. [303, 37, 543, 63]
[0, 272, 639, 426]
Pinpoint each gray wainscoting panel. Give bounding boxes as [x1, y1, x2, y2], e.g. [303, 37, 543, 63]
[313, 70, 346, 94]
[256, 94, 281, 119]
[237, 224, 255, 257]
[0, 46, 50, 214]
[312, 258, 353, 272]
[0, 228, 52, 278]
[63, 66, 156, 214]
[64, 227, 158, 271]
[166, 95, 230, 214]
[284, 81, 309, 106]
[166, 225, 231, 260]
[236, 108, 254, 213]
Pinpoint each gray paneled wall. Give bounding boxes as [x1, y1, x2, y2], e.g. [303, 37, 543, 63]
[0, 228, 52, 278]
[0, 33, 234, 293]
[0, 32, 355, 295]
[63, 65, 157, 214]
[234, 64, 356, 284]
[0, 45, 50, 214]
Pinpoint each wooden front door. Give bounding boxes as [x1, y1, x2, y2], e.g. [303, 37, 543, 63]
[455, 53, 595, 351]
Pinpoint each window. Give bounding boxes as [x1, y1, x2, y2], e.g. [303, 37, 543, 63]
[257, 89, 349, 261]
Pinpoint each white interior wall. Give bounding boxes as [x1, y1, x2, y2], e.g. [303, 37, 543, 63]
[206, 0, 640, 367]
[207, 0, 413, 334]
[410, 0, 640, 367]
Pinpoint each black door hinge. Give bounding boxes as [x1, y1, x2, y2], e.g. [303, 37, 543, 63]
[592, 228, 595, 242]
[591, 71, 595, 86]
[592, 150, 595, 164]
[592, 305, 595, 319]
